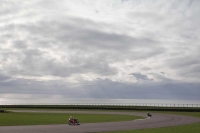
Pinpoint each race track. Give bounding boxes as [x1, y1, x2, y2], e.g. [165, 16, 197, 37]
[0, 110, 199, 133]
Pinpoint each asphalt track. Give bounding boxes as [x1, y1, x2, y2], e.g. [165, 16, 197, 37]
[0, 110, 200, 133]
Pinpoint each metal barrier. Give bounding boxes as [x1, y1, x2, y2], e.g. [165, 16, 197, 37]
[0, 103, 200, 107]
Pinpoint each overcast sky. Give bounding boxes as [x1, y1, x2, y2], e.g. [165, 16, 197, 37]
[0, 0, 200, 102]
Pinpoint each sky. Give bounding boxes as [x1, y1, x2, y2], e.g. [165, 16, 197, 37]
[0, 0, 200, 103]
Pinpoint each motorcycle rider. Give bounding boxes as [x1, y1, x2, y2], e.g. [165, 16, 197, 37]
[69, 116, 75, 124]
[147, 112, 151, 116]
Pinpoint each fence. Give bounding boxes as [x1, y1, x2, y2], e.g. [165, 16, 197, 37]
[0, 103, 200, 107]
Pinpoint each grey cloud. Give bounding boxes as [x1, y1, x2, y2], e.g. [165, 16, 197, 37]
[80, 79, 200, 100]
[126, 0, 200, 42]
[0, 74, 11, 82]
[166, 55, 200, 80]
[12, 40, 28, 49]
[168, 56, 200, 68]
[130, 73, 151, 82]
[0, 78, 88, 98]
[150, 73, 174, 83]
[1, 16, 164, 78]
[14, 18, 160, 52]
[1, 78, 200, 100]
[179, 64, 200, 78]
[128, 12, 164, 24]
[0, 1, 21, 16]
[3, 48, 117, 77]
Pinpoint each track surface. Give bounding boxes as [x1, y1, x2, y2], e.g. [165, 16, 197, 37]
[0, 110, 199, 133]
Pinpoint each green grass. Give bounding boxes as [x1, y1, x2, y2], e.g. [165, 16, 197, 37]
[0, 112, 144, 126]
[99, 112, 200, 133]
[1, 105, 199, 112]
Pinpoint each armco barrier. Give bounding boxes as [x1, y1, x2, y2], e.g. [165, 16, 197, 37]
[0, 103, 200, 108]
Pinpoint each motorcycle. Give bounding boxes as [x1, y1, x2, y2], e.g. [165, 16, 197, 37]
[147, 113, 152, 117]
[68, 118, 80, 125]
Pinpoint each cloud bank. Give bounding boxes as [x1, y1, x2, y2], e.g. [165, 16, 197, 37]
[0, 0, 200, 101]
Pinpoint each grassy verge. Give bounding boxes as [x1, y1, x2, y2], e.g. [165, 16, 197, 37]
[99, 112, 200, 133]
[0, 112, 143, 126]
[0, 105, 200, 112]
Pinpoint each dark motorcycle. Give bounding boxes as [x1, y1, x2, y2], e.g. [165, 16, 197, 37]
[147, 113, 152, 117]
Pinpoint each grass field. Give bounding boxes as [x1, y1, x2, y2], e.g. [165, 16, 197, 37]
[99, 111, 200, 133]
[0, 112, 143, 126]
[1, 105, 200, 112]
